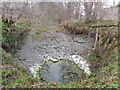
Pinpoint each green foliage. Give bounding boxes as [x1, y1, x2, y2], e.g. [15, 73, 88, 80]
[2, 78, 8, 84]
[2, 68, 17, 78]
[1, 18, 31, 52]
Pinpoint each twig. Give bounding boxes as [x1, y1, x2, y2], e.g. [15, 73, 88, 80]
[90, 25, 118, 28]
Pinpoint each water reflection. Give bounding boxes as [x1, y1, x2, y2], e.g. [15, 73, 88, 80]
[40, 60, 84, 83]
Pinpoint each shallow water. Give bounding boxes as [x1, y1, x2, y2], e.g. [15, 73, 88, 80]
[39, 59, 84, 83]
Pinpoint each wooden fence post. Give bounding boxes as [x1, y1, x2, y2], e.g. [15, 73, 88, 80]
[93, 27, 99, 50]
[98, 27, 101, 47]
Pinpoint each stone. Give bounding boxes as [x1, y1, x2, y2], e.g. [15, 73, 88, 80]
[74, 37, 86, 43]
[29, 63, 42, 78]
[48, 57, 59, 62]
[68, 55, 91, 75]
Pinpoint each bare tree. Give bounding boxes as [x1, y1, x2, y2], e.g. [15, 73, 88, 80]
[2, 2, 28, 26]
[1, 2, 29, 52]
[83, 2, 93, 23]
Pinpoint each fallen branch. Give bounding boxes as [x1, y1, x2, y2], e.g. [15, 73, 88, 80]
[90, 25, 118, 28]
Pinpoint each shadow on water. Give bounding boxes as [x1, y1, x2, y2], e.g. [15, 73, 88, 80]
[39, 59, 84, 83]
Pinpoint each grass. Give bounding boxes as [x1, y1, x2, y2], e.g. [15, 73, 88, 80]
[32, 26, 49, 41]
[35, 25, 62, 34]
[98, 20, 118, 25]
[15, 23, 31, 31]
[33, 25, 62, 42]
[79, 35, 88, 39]
[35, 26, 49, 35]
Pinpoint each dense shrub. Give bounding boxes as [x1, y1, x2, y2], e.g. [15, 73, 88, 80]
[1, 17, 30, 52]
